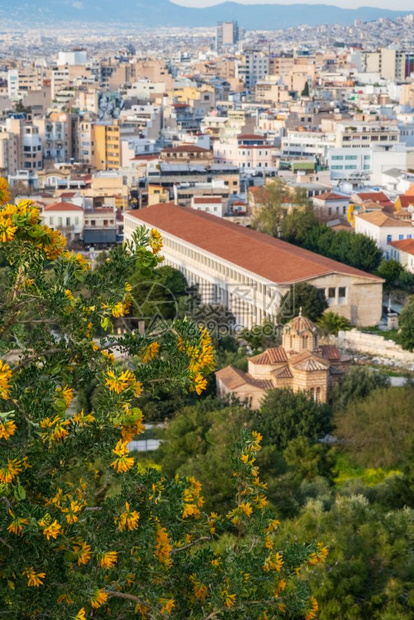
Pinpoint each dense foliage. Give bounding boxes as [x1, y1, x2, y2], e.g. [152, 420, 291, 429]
[276, 283, 328, 325]
[0, 179, 322, 620]
[398, 294, 414, 351]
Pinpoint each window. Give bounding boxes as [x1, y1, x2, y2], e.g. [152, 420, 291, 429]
[66, 217, 70, 226]
[386, 234, 392, 244]
[328, 288, 336, 298]
[399, 234, 404, 240]
[339, 287, 346, 298]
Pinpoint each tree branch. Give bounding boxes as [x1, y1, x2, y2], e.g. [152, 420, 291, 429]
[171, 536, 211, 555]
[104, 590, 156, 618]
[0, 538, 12, 551]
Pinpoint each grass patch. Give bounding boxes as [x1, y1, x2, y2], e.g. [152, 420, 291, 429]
[334, 452, 400, 487]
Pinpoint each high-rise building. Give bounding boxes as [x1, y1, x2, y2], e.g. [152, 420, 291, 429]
[216, 21, 239, 52]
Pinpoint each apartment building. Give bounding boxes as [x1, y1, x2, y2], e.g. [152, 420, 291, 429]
[236, 51, 269, 88]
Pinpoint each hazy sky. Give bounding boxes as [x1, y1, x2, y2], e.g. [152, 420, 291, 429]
[174, 0, 413, 10]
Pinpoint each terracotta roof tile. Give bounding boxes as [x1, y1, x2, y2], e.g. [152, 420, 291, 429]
[125, 203, 381, 285]
[250, 347, 288, 365]
[318, 345, 341, 361]
[356, 211, 413, 228]
[44, 201, 83, 212]
[389, 239, 414, 255]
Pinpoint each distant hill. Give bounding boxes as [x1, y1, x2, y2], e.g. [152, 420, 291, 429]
[0, 0, 410, 29]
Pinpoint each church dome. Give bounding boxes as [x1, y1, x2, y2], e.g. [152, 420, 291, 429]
[284, 311, 317, 335]
[282, 309, 319, 354]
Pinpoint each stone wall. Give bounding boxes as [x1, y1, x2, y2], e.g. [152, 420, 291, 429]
[336, 329, 414, 367]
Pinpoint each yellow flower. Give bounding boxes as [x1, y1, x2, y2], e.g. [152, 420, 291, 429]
[99, 551, 118, 569]
[62, 499, 84, 524]
[149, 228, 163, 254]
[38, 517, 62, 540]
[0, 178, 11, 204]
[155, 525, 172, 567]
[221, 590, 236, 608]
[111, 440, 135, 473]
[0, 216, 17, 243]
[74, 608, 87, 619]
[254, 494, 268, 509]
[7, 510, 28, 536]
[43, 228, 66, 260]
[91, 589, 108, 609]
[64, 289, 74, 300]
[265, 519, 280, 533]
[72, 410, 95, 427]
[182, 503, 201, 519]
[0, 458, 23, 484]
[0, 360, 12, 400]
[112, 300, 131, 318]
[133, 381, 143, 397]
[57, 593, 74, 604]
[142, 342, 160, 363]
[57, 385, 74, 407]
[309, 542, 328, 565]
[40, 416, 70, 443]
[263, 551, 284, 573]
[159, 598, 175, 615]
[189, 574, 208, 601]
[305, 596, 318, 620]
[101, 349, 115, 365]
[238, 501, 253, 518]
[0, 420, 16, 440]
[63, 250, 90, 271]
[211, 558, 221, 568]
[105, 369, 135, 394]
[192, 373, 207, 396]
[118, 502, 140, 532]
[273, 579, 286, 598]
[23, 567, 46, 587]
[72, 539, 91, 566]
[119, 405, 145, 442]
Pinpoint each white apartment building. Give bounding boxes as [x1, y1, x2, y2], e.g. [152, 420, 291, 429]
[124, 202, 383, 327]
[21, 125, 43, 172]
[191, 196, 224, 217]
[7, 70, 19, 99]
[355, 211, 414, 258]
[281, 129, 336, 160]
[236, 52, 269, 88]
[41, 201, 84, 242]
[328, 148, 372, 180]
[57, 49, 88, 66]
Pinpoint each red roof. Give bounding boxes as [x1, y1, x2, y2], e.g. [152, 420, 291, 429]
[163, 144, 211, 154]
[315, 192, 348, 202]
[389, 239, 414, 255]
[356, 192, 390, 204]
[193, 197, 222, 204]
[125, 203, 382, 285]
[59, 192, 76, 199]
[44, 201, 83, 212]
[238, 134, 266, 141]
[397, 195, 414, 209]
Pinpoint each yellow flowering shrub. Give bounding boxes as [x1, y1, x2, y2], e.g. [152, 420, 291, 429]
[0, 180, 322, 619]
